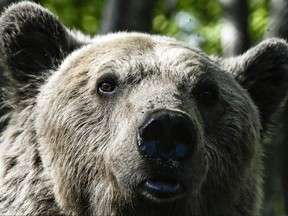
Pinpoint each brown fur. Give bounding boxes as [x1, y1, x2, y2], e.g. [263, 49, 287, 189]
[0, 2, 288, 216]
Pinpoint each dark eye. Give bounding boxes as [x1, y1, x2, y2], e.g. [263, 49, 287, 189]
[98, 80, 117, 94]
[197, 87, 218, 105]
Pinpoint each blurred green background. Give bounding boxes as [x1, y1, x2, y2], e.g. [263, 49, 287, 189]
[37, 0, 269, 55]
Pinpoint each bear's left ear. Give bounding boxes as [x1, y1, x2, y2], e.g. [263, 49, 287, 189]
[0, 2, 85, 85]
[219, 38, 288, 131]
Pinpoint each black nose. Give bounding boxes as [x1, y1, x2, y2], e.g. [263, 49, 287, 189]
[137, 110, 196, 161]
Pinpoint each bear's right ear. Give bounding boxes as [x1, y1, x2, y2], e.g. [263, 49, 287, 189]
[0, 2, 85, 90]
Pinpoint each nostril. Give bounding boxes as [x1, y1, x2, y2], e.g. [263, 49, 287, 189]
[137, 110, 196, 161]
[141, 120, 164, 141]
[137, 120, 163, 158]
[172, 121, 195, 153]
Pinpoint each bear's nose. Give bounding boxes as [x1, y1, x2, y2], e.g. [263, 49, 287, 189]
[137, 110, 196, 161]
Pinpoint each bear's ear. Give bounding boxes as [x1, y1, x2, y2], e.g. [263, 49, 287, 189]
[219, 38, 288, 131]
[0, 2, 85, 94]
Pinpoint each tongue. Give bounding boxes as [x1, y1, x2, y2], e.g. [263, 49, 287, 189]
[145, 180, 182, 194]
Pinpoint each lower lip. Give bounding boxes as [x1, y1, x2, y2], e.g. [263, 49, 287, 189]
[138, 179, 186, 201]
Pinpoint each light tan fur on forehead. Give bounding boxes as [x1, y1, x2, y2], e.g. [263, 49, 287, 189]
[63, 33, 208, 71]
[60, 33, 156, 72]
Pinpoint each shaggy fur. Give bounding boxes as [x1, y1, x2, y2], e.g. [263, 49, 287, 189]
[0, 2, 288, 216]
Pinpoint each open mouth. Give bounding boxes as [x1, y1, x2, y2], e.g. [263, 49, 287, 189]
[138, 178, 186, 201]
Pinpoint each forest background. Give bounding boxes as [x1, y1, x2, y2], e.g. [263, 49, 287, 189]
[0, 0, 287, 215]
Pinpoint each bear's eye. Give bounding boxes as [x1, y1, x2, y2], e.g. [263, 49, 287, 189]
[98, 80, 117, 94]
[197, 86, 219, 105]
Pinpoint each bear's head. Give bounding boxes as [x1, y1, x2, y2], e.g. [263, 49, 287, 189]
[0, 2, 288, 216]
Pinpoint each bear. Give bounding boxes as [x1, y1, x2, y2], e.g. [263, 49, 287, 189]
[0, 2, 288, 216]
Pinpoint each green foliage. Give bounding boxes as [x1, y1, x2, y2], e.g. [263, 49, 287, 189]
[38, 0, 105, 35]
[249, 0, 269, 44]
[38, 0, 269, 55]
[152, 14, 179, 36]
[152, 0, 222, 54]
[152, 0, 270, 54]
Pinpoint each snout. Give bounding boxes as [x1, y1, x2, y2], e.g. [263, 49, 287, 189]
[137, 109, 196, 161]
[136, 109, 197, 201]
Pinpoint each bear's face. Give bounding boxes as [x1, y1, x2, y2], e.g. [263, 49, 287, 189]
[1, 2, 288, 216]
[35, 33, 260, 212]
